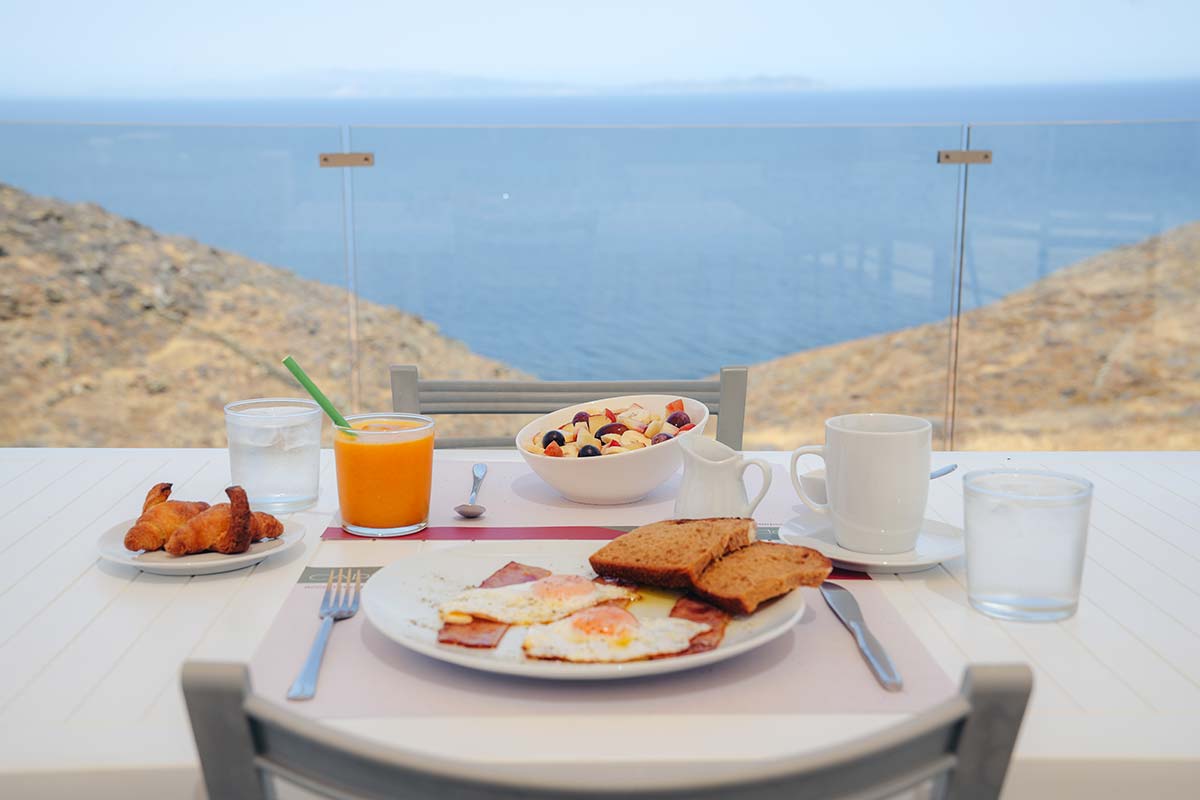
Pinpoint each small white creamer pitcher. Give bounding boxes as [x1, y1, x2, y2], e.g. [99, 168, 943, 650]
[674, 436, 772, 519]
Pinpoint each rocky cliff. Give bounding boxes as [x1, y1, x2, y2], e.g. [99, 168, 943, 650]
[742, 220, 1200, 450]
[0, 183, 527, 446]
[3, 182, 1196, 450]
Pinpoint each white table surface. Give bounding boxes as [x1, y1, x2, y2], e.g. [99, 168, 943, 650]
[1, 448, 1198, 798]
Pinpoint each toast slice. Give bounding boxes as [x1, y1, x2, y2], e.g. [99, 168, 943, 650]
[691, 542, 832, 615]
[589, 518, 757, 588]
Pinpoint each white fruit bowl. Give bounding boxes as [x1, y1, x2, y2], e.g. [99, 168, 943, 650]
[515, 394, 710, 505]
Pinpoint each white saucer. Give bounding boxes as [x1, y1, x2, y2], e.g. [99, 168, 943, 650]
[778, 509, 963, 574]
[97, 518, 305, 576]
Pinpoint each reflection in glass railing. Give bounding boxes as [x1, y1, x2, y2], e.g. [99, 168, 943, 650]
[0, 123, 350, 447]
[955, 121, 1200, 449]
[348, 124, 962, 448]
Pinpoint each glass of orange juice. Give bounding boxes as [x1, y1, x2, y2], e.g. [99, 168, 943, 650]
[333, 413, 435, 537]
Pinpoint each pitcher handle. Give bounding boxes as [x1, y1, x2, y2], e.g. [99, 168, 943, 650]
[738, 458, 773, 516]
[790, 446, 829, 514]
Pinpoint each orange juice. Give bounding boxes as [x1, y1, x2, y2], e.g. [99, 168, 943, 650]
[334, 414, 435, 535]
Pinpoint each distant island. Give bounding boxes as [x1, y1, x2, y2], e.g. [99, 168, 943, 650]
[2, 182, 1196, 450]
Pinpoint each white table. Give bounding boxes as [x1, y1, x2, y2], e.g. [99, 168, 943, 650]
[0, 448, 1198, 798]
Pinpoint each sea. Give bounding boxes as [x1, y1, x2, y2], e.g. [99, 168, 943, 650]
[2, 81, 1198, 379]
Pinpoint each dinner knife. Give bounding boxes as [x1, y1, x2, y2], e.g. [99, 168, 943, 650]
[819, 582, 903, 692]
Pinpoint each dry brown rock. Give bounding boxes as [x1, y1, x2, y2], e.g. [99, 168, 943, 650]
[0, 183, 529, 447]
[742, 222, 1200, 450]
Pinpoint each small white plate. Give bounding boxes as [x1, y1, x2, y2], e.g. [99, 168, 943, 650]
[97, 518, 305, 576]
[778, 510, 963, 574]
[362, 540, 806, 681]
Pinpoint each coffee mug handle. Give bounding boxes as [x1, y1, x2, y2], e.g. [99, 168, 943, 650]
[739, 458, 773, 516]
[790, 446, 829, 514]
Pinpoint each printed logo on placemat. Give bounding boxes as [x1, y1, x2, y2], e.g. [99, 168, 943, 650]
[298, 566, 384, 584]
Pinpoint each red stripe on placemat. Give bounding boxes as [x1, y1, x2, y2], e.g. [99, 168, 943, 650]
[321, 525, 626, 541]
[319, 525, 872, 580]
[829, 568, 870, 580]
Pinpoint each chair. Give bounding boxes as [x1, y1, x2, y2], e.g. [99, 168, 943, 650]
[389, 365, 749, 450]
[182, 661, 1031, 800]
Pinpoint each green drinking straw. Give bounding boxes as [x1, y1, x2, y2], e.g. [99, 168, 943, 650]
[281, 355, 352, 429]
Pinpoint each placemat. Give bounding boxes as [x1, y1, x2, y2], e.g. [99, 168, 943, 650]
[250, 545, 954, 719]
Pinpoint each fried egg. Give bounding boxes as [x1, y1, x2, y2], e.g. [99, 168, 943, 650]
[439, 574, 637, 625]
[522, 605, 710, 663]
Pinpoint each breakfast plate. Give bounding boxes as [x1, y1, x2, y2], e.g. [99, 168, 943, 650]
[97, 518, 305, 576]
[778, 512, 963, 573]
[362, 540, 807, 680]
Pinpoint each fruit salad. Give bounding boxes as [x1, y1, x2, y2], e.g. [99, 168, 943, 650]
[523, 399, 698, 458]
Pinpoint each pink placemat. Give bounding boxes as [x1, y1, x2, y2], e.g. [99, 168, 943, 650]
[251, 577, 954, 719]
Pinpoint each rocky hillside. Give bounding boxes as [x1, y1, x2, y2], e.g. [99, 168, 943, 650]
[743, 220, 1200, 450]
[3, 182, 1196, 451]
[0, 183, 527, 447]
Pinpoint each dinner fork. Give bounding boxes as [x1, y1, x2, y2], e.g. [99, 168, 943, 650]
[287, 567, 361, 701]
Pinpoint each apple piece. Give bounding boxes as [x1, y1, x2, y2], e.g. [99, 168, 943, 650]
[644, 419, 663, 438]
[561, 426, 578, 443]
[576, 425, 599, 449]
[616, 403, 651, 432]
[588, 413, 608, 434]
[604, 408, 617, 423]
[561, 442, 580, 457]
[661, 422, 680, 436]
[544, 441, 564, 457]
[620, 430, 649, 449]
[666, 399, 685, 413]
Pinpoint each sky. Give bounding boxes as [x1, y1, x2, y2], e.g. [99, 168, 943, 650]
[2, 0, 1199, 97]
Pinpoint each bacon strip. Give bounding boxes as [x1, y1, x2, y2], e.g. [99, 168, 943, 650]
[437, 561, 551, 648]
[668, 595, 730, 656]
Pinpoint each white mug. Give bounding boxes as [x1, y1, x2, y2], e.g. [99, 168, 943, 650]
[790, 414, 931, 554]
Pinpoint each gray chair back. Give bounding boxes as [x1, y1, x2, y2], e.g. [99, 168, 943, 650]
[390, 365, 749, 450]
[182, 661, 1031, 800]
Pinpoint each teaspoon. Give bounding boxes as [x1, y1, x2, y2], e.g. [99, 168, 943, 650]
[454, 463, 488, 519]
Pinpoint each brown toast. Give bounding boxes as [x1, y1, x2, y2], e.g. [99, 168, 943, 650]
[588, 518, 757, 588]
[691, 541, 832, 615]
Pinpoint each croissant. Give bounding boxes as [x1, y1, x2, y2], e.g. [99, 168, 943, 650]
[124, 483, 210, 552]
[164, 485, 283, 556]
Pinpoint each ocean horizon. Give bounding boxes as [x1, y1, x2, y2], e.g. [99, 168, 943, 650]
[2, 81, 1198, 379]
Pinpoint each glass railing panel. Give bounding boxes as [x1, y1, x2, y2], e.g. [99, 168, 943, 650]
[957, 121, 1200, 449]
[348, 124, 964, 448]
[0, 123, 347, 446]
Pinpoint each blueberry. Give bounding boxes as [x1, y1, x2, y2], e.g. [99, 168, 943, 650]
[541, 430, 566, 448]
[578, 444, 602, 457]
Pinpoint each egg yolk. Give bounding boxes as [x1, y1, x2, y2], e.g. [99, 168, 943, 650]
[530, 574, 594, 600]
[569, 606, 638, 642]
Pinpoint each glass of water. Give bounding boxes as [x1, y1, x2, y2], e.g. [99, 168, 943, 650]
[963, 469, 1093, 622]
[225, 398, 322, 513]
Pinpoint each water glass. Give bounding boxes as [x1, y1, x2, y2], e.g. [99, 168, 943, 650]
[963, 469, 1093, 622]
[225, 398, 322, 513]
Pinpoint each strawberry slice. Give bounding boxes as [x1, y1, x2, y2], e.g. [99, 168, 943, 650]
[604, 408, 617, 423]
[666, 399, 684, 413]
